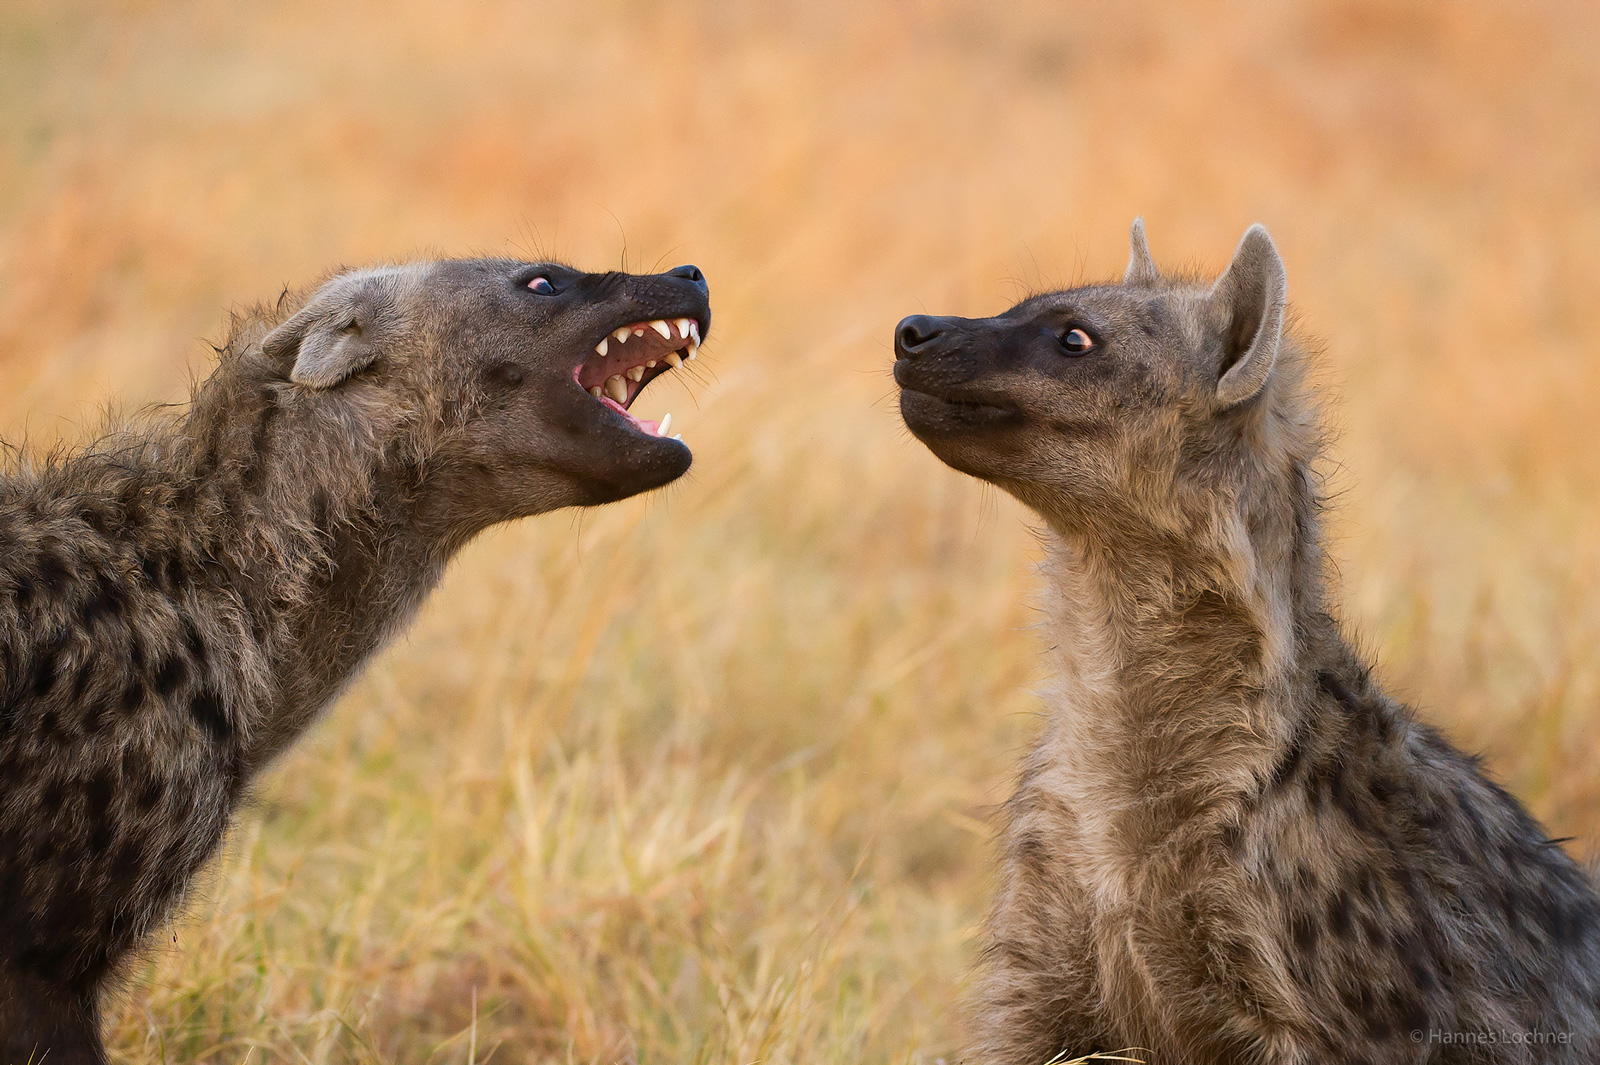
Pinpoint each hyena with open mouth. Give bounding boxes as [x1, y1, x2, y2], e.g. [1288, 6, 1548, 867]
[0, 259, 709, 1062]
[895, 223, 1600, 1064]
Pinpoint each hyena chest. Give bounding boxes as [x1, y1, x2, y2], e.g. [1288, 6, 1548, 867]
[1009, 778, 1256, 1051]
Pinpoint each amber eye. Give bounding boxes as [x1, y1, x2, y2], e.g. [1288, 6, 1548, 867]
[527, 276, 555, 295]
[1060, 327, 1096, 355]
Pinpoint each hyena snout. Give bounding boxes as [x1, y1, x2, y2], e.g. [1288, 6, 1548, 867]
[892, 314, 1003, 399]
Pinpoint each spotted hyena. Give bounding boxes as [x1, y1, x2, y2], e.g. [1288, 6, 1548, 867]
[894, 222, 1600, 1064]
[1, 259, 710, 1062]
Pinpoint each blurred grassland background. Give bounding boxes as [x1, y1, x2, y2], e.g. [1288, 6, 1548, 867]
[3, 1, 1599, 1062]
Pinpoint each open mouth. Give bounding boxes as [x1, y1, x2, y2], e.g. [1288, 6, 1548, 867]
[574, 317, 701, 438]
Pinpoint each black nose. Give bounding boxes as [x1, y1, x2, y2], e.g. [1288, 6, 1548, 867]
[669, 264, 708, 292]
[895, 314, 946, 358]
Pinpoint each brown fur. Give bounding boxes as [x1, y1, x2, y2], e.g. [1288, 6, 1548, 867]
[0, 258, 709, 1062]
[895, 223, 1600, 1064]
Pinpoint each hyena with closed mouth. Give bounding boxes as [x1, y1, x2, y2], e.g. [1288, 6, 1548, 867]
[894, 223, 1600, 1064]
[0, 259, 709, 1063]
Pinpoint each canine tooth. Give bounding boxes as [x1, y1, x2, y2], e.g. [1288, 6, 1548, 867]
[613, 327, 631, 343]
[595, 338, 608, 357]
[674, 318, 692, 338]
[658, 412, 672, 436]
[605, 375, 628, 403]
[671, 433, 682, 441]
[664, 351, 683, 368]
[626, 365, 644, 382]
[589, 386, 603, 398]
[650, 320, 672, 340]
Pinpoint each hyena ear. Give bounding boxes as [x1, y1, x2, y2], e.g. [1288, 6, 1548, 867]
[1124, 217, 1160, 285]
[263, 276, 391, 389]
[1208, 224, 1287, 408]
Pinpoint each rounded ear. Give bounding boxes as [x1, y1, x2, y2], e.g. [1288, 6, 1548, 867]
[1124, 217, 1160, 286]
[263, 275, 391, 389]
[1208, 224, 1287, 408]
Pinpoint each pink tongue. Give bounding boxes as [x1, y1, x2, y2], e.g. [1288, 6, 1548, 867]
[599, 394, 660, 435]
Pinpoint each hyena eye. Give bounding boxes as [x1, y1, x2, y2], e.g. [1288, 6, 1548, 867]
[526, 277, 556, 295]
[1059, 327, 1096, 355]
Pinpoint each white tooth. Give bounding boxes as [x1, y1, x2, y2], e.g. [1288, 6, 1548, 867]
[689, 321, 700, 343]
[686, 343, 698, 361]
[664, 351, 683, 368]
[674, 318, 692, 338]
[589, 386, 603, 398]
[626, 365, 644, 382]
[650, 320, 672, 340]
[671, 433, 682, 442]
[658, 412, 672, 436]
[646, 360, 657, 369]
[633, 326, 646, 337]
[605, 375, 627, 403]
[595, 338, 608, 357]
[613, 327, 630, 343]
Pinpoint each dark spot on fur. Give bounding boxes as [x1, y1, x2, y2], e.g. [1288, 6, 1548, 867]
[119, 680, 146, 714]
[1292, 912, 1319, 953]
[80, 695, 112, 736]
[310, 488, 332, 532]
[1269, 721, 1309, 791]
[189, 688, 231, 743]
[68, 661, 95, 706]
[1327, 890, 1353, 938]
[152, 654, 187, 697]
[89, 816, 116, 855]
[79, 579, 125, 628]
[84, 772, 115, 818]
[1015, 830, 1051, 872]
[182, 618, 208, 665]
[36, 551, 73, 592]
[111, 836, 145, 878]
[164, 551, 188, 589]
[135, 773, 166, 812]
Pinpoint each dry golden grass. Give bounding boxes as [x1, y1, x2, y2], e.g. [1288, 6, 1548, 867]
[2, 1, 1598, 1061]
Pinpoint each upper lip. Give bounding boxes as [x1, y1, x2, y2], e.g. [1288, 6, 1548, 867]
[893, 360, 1014, 412]
[573, 313, 706, 437]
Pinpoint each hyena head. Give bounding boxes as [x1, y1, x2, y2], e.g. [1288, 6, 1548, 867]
[893, 222, 1294, 534]
[260, 259, 709, 527]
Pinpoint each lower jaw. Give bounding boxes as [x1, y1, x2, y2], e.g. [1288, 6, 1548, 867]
[900, 389, 1018, 432]
[598, 393, 668, 436]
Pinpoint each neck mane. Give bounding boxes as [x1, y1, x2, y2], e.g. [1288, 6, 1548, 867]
[29, 312, 462, 769]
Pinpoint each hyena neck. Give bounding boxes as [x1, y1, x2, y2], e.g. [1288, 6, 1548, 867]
[1033, 465, 1338, 865]
[171, 357, 457, 762]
